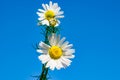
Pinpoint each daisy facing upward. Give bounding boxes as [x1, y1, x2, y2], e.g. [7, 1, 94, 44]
[37, 1, 64, 27]
[37, 34, 75, 70]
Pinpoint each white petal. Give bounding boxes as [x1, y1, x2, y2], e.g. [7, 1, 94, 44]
[56, 34, 60, 44]
[60, 57, 72, 67]
[37, 49, 48, 54]
[58, 37, 66, 47]
[64, 55, 75, 59]
[42, 4, 47, 10]
[38, 17, 44, 20]
[52, 3, 58, 9]
[57, 20, 60, 24]
[46, 59, 56, 70]
[60, 58, 67, 68]
[39, 41, 50, 50]
[49, 34, 54, 46]
[56, 15, 64, 18]
[48, 34, 52, 43]
[50, 60, 57, 70]
[38, 55, 50, 64]
[62, 44, 73, 50]
[56, 60, 63, 70]
[48, 34, 60, 45]
[36, 12, 44, 17]
[55, 7, 61, 13]
[49, 1, 52, 9]
[64, 49, 75, 55]
[46, 59, 52, 68]
[53, 34, 57, 45]
[38, 9, 45, 13]
[57, 11, 64, 15]
[49, 33, 57, 46]
[61, 41, 69, 49]
[66, 44, 73, 49]
[45, 4, 50, 10]
[41, 20, 49, 26]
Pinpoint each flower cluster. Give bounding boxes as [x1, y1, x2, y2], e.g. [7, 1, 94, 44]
[36, 1, 75, 80]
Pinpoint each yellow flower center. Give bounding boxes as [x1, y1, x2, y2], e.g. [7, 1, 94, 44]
[49, 46, 62, 59]
[45, 10, 55, 20]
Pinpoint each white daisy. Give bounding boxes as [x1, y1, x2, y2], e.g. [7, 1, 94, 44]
[37, 1, 64, 27]
[37, 34, 75, 70]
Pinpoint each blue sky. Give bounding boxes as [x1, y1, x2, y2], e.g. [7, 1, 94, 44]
[0, 0, 120, 80]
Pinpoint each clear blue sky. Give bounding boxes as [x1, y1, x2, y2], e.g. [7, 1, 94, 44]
[0, 0, 120, 80]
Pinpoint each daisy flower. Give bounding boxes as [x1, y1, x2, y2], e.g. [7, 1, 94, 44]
[37, 34, 75, 70]
[37, 1, 64, 27]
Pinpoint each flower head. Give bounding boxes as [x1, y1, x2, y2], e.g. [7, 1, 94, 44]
[37, 1, 64, 27]
[37, 34, 75, 70]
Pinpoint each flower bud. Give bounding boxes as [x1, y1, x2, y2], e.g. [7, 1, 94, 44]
[49, 18, 57, 27]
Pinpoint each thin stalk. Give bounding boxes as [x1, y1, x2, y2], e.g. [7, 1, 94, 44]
[39, 26, 58, 80]
[39, 26, 50, 80]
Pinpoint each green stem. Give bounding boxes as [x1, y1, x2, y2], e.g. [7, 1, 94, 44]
[39, 26, 50, 80]
[40, 64, 45, 80]
[39, 26, 58, 80]
[45, 68, 48, 77]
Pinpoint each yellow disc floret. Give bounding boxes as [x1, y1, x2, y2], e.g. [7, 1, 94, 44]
[45, 10, 55, 20]
[49, 46, 62, 59]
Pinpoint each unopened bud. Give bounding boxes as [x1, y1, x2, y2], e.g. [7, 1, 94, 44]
[49, 18, 57, 27]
